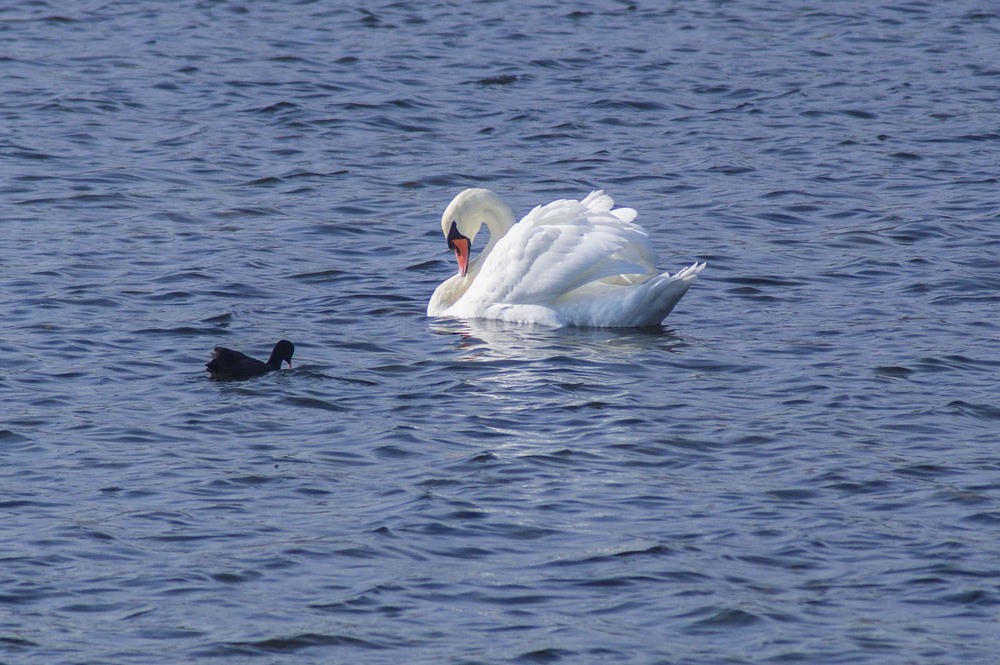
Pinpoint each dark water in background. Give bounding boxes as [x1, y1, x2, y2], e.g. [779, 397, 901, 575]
[2, 1, 999, 663]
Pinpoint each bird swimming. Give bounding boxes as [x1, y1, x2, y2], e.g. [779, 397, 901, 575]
[206, 339, 294, 380]
[428, 188, 704, 327]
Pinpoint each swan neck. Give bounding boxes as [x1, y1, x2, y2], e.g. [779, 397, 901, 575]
[483, 200, 515, 241]
[473, 196, 515, 268]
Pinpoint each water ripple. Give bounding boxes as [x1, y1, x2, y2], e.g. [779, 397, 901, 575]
[2, 1, 999, 664]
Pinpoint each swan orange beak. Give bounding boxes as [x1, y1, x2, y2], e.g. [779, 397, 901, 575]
[446, 221, 471, 277]
[452, 237, 470, 277]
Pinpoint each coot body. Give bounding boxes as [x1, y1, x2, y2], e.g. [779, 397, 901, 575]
[206, 340, 294, 380]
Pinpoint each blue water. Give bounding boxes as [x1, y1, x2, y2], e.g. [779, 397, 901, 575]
[2, 1, 999, 663]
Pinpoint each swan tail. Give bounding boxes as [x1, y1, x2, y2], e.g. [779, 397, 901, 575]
[639, 262, 706, 325]
[670, 261, 707, 283]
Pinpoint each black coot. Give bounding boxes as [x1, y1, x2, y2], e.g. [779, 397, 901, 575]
[206, 339, 294, 380]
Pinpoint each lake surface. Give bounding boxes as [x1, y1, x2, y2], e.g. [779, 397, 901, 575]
[2, 1, 999, 663]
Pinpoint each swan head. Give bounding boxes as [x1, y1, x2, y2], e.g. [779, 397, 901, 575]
[440, 188, 514, 277]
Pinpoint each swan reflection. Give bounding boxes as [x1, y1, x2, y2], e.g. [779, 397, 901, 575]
[431, 318, 689, 363]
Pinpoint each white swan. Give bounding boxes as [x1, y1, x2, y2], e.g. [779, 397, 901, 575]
[427, 188, 705, 328]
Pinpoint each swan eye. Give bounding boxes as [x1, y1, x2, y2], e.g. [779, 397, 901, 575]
[446, 220, 466, 251]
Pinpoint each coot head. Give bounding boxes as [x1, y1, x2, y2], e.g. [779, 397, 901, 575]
[267, 339, 295, 370]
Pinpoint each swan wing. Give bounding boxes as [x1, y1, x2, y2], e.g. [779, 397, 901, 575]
[468, 192, 658, 305]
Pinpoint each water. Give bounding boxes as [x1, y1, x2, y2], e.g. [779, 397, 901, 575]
[2, 1, 999, 662]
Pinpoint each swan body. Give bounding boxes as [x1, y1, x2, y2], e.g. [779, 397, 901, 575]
[428, 189, 704, 327]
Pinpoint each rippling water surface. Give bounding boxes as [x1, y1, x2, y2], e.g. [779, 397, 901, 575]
[2, 1, 999, 663]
